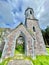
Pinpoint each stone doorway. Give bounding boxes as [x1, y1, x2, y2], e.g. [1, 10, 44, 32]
[15, 35, 25, 55]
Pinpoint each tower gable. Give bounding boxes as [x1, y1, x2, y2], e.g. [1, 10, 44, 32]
[25, 7, 34, 20]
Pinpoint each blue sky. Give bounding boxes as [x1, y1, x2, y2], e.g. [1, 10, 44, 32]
[0, 0, 49, 29]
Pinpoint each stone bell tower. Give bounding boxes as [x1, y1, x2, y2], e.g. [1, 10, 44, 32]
[25, 7, 46, 55]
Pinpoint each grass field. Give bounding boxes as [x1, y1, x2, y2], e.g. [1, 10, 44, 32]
[0, 48, 49, 65]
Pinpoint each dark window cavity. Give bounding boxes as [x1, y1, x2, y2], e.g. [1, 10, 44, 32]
[30, 10, 32, 14]
[33, 26, 35, 32]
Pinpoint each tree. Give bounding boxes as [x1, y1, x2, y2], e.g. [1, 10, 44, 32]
[41, 26, 49, 45]
[45, 26, 49, 45]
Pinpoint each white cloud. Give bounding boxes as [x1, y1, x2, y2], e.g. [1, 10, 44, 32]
[0, 0, 49, 29]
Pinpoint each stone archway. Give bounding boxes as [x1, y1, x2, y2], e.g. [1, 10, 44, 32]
[2, 25, 34, 59]
[15, 34, 25, 55]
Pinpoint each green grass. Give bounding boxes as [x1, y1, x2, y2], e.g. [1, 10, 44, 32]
[32, 55, 49, 65]
[15, 44, 25, 54]
[0, 55, 49, 65]
[0, 48, 49, 65]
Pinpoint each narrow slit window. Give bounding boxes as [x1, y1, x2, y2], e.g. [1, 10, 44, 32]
[33, 26, 35, 32]
[30, 10, 32, 14]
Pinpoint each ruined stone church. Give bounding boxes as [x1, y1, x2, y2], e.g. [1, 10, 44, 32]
[1, 7, 46, 59]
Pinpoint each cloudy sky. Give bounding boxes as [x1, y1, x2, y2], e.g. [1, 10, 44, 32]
[0, 0, 49, 29]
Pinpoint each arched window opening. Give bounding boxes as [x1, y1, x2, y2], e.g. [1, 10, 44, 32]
[30, 10, 32, 14]
[33, 26, 36, 32]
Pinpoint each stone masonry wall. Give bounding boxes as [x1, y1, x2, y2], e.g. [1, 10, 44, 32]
[26, 19, 46, 55]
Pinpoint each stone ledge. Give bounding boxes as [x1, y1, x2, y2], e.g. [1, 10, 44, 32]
[8, 60, 33, 65]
